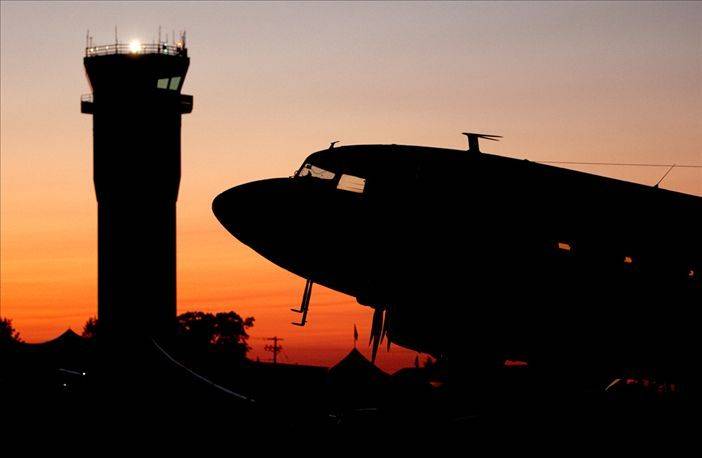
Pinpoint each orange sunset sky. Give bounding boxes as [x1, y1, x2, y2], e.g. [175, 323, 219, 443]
[1, 1, 700, 371]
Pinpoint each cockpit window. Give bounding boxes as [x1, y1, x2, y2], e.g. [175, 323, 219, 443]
[337, 174, 366, 193]
[297, 163, 335, 180]
[295, 162, 367, 194]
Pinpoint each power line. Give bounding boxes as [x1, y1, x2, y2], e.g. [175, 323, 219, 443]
[535, 161, 701, 168]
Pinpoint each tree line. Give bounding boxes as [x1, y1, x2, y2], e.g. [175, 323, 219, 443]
[1, 310, 255, 358]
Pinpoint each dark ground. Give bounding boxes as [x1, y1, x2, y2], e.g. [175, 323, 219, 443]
[1, 335, 696, 440]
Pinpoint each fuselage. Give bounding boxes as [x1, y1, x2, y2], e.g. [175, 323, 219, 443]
[214, 144, 701, 380]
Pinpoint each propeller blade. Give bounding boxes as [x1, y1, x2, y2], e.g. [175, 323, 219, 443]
[369, 307, 384, 363]
[380, 307, 390, 345]
[384, 307, 391, 352]
[369, 307, 383, 346]
[371, 335, 380, 363]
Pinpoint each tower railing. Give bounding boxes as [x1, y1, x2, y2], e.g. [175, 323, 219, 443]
[85, 43, 187, 58]
[80, 92, 192, 114]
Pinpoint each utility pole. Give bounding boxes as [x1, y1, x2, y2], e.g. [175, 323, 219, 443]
[263, 337, 284, 364]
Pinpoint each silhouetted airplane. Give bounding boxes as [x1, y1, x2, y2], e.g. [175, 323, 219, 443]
[213, 134, 700, 387]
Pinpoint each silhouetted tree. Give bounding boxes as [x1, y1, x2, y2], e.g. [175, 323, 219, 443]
[0, 318, 23, 347]
[82, 316, 98, 340]
[177, 311, 254, 358]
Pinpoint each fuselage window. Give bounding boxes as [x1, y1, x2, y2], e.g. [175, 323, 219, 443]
[337, 174, 366, 194]
[297, 163, 335, 180]
[557, 242, 572, 252]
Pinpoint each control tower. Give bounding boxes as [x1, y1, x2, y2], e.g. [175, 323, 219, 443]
[81, 35, 193, 349]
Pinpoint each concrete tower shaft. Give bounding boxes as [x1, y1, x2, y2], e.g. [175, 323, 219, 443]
[81, 42, 193, 348]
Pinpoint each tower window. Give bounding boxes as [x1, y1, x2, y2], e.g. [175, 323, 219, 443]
[624, 256, 633, 264]
[169, 76, 181, 90]
[557, 242, 571, 252]
[157, 78, 169, 89]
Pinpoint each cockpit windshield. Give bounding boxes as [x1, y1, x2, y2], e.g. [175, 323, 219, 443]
[296, 162, 366, 194]
[296, 163, 335, 180]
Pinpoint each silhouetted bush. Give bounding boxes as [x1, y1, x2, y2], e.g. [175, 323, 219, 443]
[0, 317, 23, 348]
[176, 311, 254, 358]
[82, 316, 98, 340]
[77, 311, 254, 359]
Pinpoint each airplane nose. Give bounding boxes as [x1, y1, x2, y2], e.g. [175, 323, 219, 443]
[213, 176, 366, 297]
[214, 176, 345, 283]
[212, 178, 295, 243]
